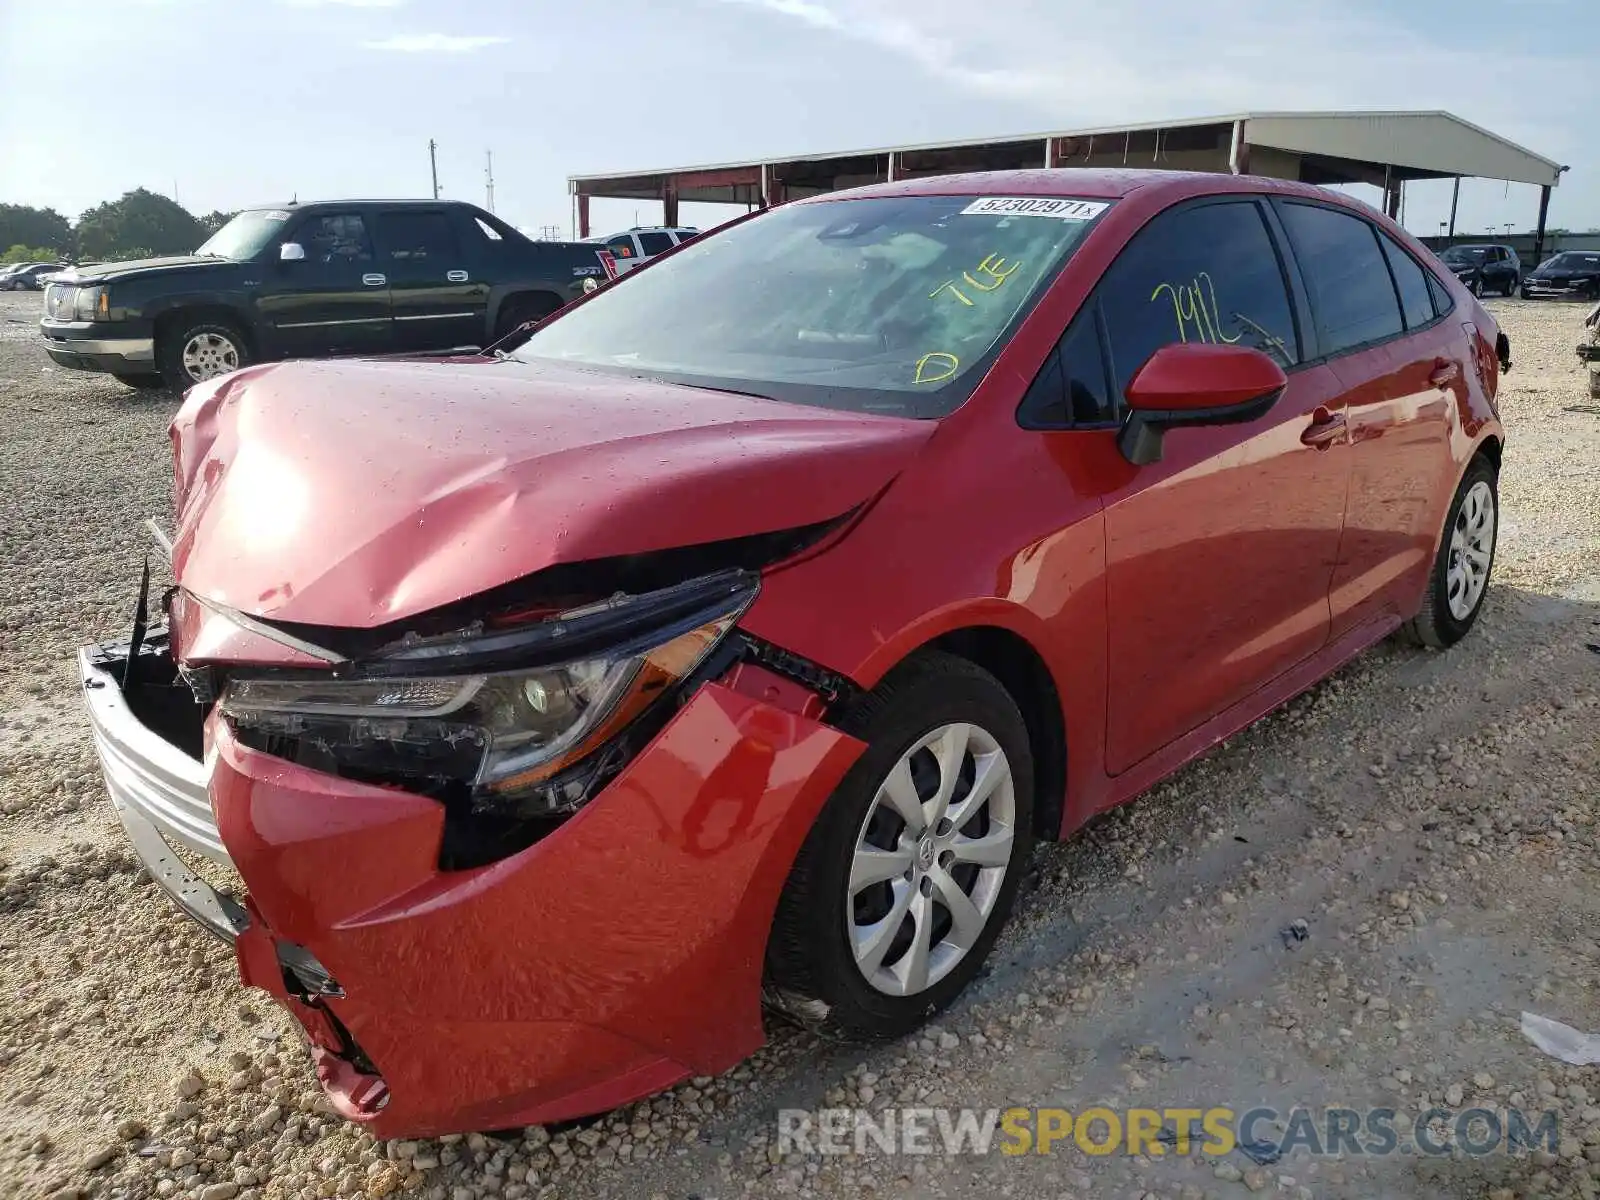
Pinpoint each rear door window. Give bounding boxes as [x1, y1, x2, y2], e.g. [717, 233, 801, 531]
[1096, 199, 1300, 393]
[638, 231, 675, 256]
[606, 235, 637, 260]
[376, 211, 461, 262]
[1378, 234, 1435, 331]
[1279, 203, 1404, 356]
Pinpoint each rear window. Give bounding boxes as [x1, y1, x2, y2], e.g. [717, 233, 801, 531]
[518, 194, 1109, 417]
[637, 231, 675, 256]
[1280, 203, 1404, 357]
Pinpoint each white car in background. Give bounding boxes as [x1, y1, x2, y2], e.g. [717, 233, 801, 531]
[584, 226, 699, 274]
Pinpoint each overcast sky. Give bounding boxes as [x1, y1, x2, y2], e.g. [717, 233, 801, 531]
[0, 0, 1592, 242]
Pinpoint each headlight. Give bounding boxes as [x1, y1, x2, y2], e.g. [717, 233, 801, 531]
[73, 286, 108, 321]
[219, 610, 742, 814]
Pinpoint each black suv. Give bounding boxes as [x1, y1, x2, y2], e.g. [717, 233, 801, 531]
[1435, 243, 1521, 297]
[1522, 251, 1600, 301]
[39, 200, 611, 390]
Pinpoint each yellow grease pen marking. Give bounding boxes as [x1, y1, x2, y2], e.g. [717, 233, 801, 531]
[929, 280, 975, 306]
[964, 253, 1021, 292]
[914, 352, 960, 384]
[931, 252, 1024, 306]
[1151, 272, 1242, 345]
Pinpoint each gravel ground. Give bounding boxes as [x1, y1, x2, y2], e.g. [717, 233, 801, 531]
[1, 291, 1597, 1200]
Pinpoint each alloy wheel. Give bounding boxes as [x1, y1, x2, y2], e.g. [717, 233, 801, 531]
[846, 722, 1017, 997]
[181, 331, 240, 382]
[1446, 479, 1495, 620]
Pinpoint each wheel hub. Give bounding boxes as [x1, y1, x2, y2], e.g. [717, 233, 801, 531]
[846, 722, 1018, 997]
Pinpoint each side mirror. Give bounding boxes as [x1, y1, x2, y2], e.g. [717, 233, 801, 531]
[1118, 343, 1287, 466]
[279, 242, 306, 262]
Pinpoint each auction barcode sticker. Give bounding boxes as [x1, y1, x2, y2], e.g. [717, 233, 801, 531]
[960, 197, 1109, 221]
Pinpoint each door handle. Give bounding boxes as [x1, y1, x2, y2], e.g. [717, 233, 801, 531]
[446, 269, 469, 282]
[362, 273, 387, 287]
[1429, 359, 1460, 388]
[1300, 408, 1347, 449]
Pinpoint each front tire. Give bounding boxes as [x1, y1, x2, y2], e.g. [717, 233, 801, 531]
[765, 653, 1035, 1040]
[158, 318, 249, 391]
[1403, 456, 1498, 648]
[1472, 275, 1486, 298]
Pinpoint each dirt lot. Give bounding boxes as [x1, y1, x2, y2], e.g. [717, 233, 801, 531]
[1, 291, 1597, 1200]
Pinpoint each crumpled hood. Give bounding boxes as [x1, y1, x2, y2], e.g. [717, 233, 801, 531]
[170, 357, 933, 629]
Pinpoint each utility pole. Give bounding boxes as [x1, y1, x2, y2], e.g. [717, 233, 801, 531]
[428, 139, 440, 200]
[485, 150, 495, 214]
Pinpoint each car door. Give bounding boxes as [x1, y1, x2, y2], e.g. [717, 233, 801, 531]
[636, 229, 676, 266]
[1273, 204, 1465, 637]
[1085, 198, 1352, 774]
[256, 212, 393, 358]
[374, 208, 488, 352]
[605, 234, 642, 273]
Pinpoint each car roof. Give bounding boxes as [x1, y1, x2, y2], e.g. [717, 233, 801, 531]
[803, 167, 1357, 207]
[241, 198, 480, 211]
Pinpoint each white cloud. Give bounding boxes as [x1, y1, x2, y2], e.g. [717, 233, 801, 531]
[284, 0, 405, 7]
[362, 33, 511, 53]
[712, 0, 1587, 151]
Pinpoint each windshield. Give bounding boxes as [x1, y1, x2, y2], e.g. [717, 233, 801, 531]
[194, 209, 292, 260]
[1546, 252, 1600, 270]
[516, 194, 1109, 417]
[1441, 247, 1491, 264]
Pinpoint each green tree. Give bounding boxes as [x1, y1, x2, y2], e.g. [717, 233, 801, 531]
[2, 244, 59, 264]
[198, 209, 236, 234]
[74, 188, 206, 261]
[0, 205, 72, 256]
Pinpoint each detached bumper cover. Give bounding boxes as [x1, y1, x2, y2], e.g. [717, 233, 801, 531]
[77, 646, 247, 942]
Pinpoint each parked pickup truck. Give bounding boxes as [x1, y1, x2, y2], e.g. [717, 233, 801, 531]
[39, 199, 612, 390]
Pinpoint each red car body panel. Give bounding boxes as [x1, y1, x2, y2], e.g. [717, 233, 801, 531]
[213, 674, 865, 1137]
[169, 357, 932, 628]
[136, 169, 1504, 1135]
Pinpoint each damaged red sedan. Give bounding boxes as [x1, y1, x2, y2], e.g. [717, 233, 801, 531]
[80, 169, 1508, 1137]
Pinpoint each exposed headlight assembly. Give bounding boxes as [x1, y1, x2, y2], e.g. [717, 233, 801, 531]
[218, 571, 757, 861]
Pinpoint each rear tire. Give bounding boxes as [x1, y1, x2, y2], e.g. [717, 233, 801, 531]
[492, 294, 562, 343]
[112, 373, 166, 391]
[158, 317, 249, 391]
[1402, 456, 1498, 648]
[764, 653, 1035, 1040]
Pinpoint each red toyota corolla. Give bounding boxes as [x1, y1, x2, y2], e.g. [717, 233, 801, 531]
[80, 169, 1507, 1136]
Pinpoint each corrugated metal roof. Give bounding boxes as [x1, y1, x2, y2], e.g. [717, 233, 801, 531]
[569, 109, 1563, 192]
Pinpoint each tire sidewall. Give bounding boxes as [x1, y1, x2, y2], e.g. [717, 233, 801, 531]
[1424, 459, 1499, 643]
[780, 664, 1035, 1034]
[160, 319, 248, 391]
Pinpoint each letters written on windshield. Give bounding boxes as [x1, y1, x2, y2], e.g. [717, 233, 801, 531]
[515, 194, 1110, 417]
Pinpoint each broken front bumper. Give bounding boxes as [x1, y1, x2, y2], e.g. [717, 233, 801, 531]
[78, 643, 248, 942]
[81, 632, 868, 1136]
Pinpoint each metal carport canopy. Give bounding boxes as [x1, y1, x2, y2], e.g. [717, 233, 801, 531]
[567, 109, 1564, 245]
